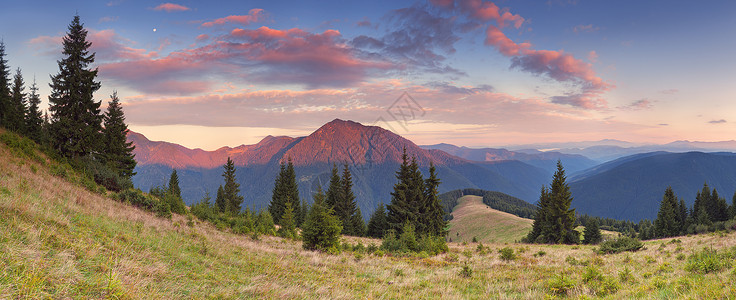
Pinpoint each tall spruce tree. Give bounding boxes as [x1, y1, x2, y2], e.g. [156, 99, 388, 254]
[168, 169, 181, 200]
[386, 147, 415, 234]
[102, 92, 136, 178]
[222, 157, 243, 214]
[677, 197, 689, 234]
[269, 157, 299, 224]
[325, 163, 341, 209]
[526, 186, 550, 243]
[8, 68, 26, 132]
[421, 162, 446, 237]
[366, 203, 389, 238]
[277, 201, 297, 239]
[710, 189, 729, 222]
[0, 42, 11, 127]
[48, 15, 103, 159]
[24, 77, 44, 144]
[527, 161, 577, 244]
[654, 186, 679, 238]
[215, 185, 226, 213]
[692, 183, 710, 224]
[333, 163, 363, 236]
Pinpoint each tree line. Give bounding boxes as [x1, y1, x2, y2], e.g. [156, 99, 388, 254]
[265, 148, 447, 253]
[0, 15, 136, 191]
[646, 183, 736, 239]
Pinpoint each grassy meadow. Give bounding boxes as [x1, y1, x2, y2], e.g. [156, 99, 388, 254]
[1, 133, 736, 299]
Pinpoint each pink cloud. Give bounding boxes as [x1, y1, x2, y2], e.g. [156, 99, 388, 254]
[618, 99, 654, 111]
[484, 25, 530, 56]
[195, 34, 210, 41]
[458, 0, 525, 28]
[201, 8, 265, 27]
[95, 25, 395, 94]
[153, 3, 191, 12]
[484, 24, 610, 109]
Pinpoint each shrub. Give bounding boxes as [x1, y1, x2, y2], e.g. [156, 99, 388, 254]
[684, 248, 732, 274]
[598, 236, 643, 254]
[534, 250, 546, 257]
[115, 188, 171, 219]
[582, 266, 602, 283]
[618, 266, 634, 283]
[380, 223, 447, 255]
[498, 247, 516, 261]
[459, 262, 473, 278]
[547, 273, 576, 296]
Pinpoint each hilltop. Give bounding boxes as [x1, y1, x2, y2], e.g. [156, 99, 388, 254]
[448, 195, 533, 244]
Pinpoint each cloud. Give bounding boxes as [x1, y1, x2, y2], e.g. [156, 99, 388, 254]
[573, 24, 599, 34]
[153, 3, 191, 12]
[618, 99, 654, 111]
[356, 17, 374, 28]
[195, 34, 210, 41]
[201, 9, 265, 27]
[29, 29, 157, 61]
[457, 0, 524, 28]
[121, 81, 646, 147]
[350, 5, 466, 76]
[484, 24, 610, 109]
[709, 119, 727, 124]
[96, 26, 396, 93]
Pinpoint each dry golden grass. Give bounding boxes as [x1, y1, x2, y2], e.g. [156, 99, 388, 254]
[448, 195, 533, 244]
[1, 134, 736, 299]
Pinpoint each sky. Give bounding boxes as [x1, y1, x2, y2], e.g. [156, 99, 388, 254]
[1, 0, 735, 150]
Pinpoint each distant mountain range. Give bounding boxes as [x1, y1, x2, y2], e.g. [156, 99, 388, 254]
[129, 119, 549, 219]
[129, 119, 736, 222]
[569, 151, 736, 221]
[420, 143, 597, 174]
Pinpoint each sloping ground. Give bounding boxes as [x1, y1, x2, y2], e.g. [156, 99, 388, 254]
[448, 195, 533, 244]
[2, 131, 736, 299]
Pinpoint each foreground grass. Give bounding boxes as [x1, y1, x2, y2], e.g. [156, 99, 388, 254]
[1, 140, 736, 298]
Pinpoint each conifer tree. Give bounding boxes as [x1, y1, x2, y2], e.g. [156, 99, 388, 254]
[48, 15, 103, 159]
[325, 163, 341, 209]
[298, 198, 309, 228]
[7, 68, 26, 132]
[526, 186, 550, 243]
[527, 161, 577, 244]
[277, 201, 297, 239]
[692, 183, 710, 224]
[269, 157, 299, 224]
[0, 42, 11, 127]
[366, 203, 388, 238]
[421, 162, 446, 237]
[215, 185, 226, 213]
[168, 169, 181, 200]
[654, 186, 679, 238]
[333, 163, 363, 236]
[677, 198, 688, 234]
[222, 157, 243, 214]
[102, 92, 136, 178]
[583, 218, 602, 244]
[24, 77, 44, 144]
[302, 186, 342, 251]
[710, 189, 729, 222]
[730, 192, 736, 220]
[386, 147, 414, 233]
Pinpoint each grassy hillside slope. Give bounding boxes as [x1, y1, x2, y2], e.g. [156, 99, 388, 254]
[448, 195, 533, 244]
[2, 131, 736, 298]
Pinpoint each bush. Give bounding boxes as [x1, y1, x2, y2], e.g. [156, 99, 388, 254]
[498, 247, 516, 261]
[684, 248, 732, 274]
[546, 273, 576, 296]
[79, 156, 132, 192]
[459, 262, 473, 278]
[380, 224, 447, 255]
[115, 188, 171, 219]
[598, 236, 644, 254]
